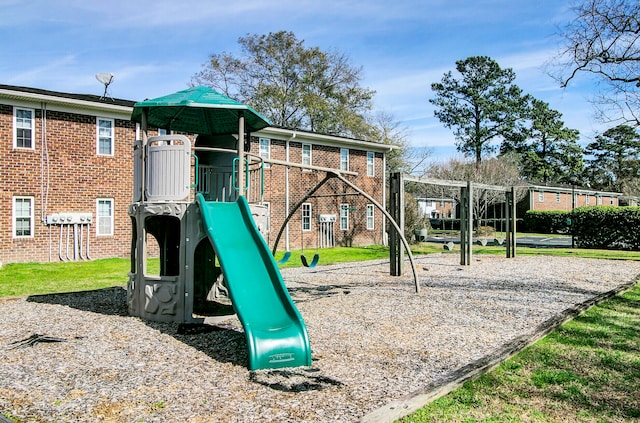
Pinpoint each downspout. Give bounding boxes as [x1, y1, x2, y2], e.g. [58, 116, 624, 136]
[285, 131, 296, 251]
[40, 102, 51, 260]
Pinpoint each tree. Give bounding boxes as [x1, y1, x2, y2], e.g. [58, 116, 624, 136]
[551, 0, 640, 126]
[501, 99, 584, 183]
[429, 56, 529, 165]
[370, 111, 432, 176]
[191, 31, 376, 139]
[421, 156, 525, 223]
[584, 124, 640, 192]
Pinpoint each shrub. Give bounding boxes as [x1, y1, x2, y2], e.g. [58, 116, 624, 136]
[524, 207, 640, 250]
[573, 206, 640, 250]
[522, 210, 571, 234]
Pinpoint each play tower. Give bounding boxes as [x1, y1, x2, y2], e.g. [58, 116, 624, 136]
[126, 86, 311, 370]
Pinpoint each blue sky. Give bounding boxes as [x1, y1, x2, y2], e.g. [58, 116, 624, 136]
[0, 0, 605, 161]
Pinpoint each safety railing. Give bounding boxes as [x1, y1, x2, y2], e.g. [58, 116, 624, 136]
[193, 148, 264, 204]
[136, 138, 265, 204]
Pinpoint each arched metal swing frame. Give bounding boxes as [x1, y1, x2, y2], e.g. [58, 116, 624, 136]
[270, 170, 420, 293]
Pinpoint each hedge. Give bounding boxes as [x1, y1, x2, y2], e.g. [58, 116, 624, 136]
[521, 210, 571, 234]
[523, 207, 640, 250]
[573, 206, 640, 250]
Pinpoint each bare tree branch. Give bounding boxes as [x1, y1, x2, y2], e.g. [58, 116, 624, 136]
[549, 0, 640, 126]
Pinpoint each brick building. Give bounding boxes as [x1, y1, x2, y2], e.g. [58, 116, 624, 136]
[520, 184, 621, 213]
[1, 84, 390, 265]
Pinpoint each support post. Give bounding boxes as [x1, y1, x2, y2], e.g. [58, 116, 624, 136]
[505, 189, 511, 258]
[389, 172, 404, 277]
[466, 181, 473, 265]
[459, 185, 466, 265]
[505, 187, 517, 258]
[237, 111, 245, 197]
[459, 181, 473, 266]
[459, 185, 467, 265]
[139, 108, 148, 276]
[509, 186, 517, 257]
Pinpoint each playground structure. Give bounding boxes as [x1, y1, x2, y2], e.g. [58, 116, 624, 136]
[126, 87, 415, 369]
[127, 87, 312, 370]
[388, 172, 517, 276]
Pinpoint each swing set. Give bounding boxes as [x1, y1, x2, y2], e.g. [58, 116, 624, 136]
[389, 172, 517, 269]
[277, 225, 319, 268]
[274, 172, 321, 268]
[266, 158, 420, 292]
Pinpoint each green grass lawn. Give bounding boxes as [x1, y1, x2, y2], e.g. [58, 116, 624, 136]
[2, 243, 639, 298]
[0, 258, 131, 298]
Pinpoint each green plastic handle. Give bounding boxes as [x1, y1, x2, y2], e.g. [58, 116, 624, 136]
[191, 154, 199, 189]
[232, 158, 249, 191]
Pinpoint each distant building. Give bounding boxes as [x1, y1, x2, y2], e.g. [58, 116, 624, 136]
[416, 197, 457, 218]
[519, 183, 621, 215]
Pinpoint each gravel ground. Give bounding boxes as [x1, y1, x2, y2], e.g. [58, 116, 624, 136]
[1, 254, 638, 423]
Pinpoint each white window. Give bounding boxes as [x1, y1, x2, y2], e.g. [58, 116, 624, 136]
[13, 196, 34, 238]
[302, 143, 312, 167]
[366, 151, 375, 176]
[586, 195, 590, 205]
[366, 204, 374, 230]
[340, 148, 349, 171]
[538, 191, 544, 202]
[158, 128, 168, 136]
[97, 117, 114, 156]
[302, 203, 312, 232]
[259, 137, 271, 168]
[14, 107, 35, 149]
[97, 198, 114, 236]
[340, 204, 349, 231]
[556, 193, 561, 203]
[597, 195, 602, 205]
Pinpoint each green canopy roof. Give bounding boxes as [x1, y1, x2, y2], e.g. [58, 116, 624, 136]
[131, 86, 271, 135]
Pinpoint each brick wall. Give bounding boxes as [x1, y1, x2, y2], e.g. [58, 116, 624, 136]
[250, 137, 385, 251]
[1, 104, 137, 264]
[529, 189, 619, 211]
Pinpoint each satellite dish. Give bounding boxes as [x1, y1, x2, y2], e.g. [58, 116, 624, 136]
[95, 73, 114, 100]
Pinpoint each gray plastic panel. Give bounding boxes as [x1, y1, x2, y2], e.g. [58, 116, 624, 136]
[133, 139, 143, 202]
[145, 135, 191, 201]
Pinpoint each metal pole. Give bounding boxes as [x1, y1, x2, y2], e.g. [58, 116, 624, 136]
[141, 108, 148, 203]
[389, 172, 404, 277]
[571, 184, 575, 248]
[510, 186, 517, 257]
[505, 190, 511, 258]
[390, 173, 398, 275]
[467, 181, 473, 265]
[237, 112, 245, 197]
[460, 185, 468, 266]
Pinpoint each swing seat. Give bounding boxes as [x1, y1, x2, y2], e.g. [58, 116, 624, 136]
[301, 253, 319, 268]
[277, 251, 292, 265]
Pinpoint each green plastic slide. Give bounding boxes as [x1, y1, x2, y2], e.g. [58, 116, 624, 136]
[196, 194, 312, 370]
